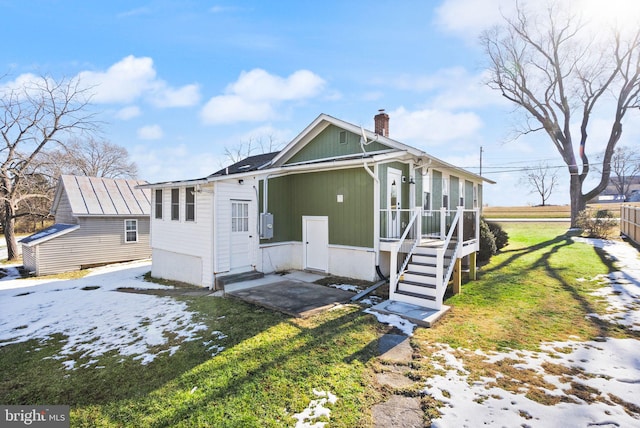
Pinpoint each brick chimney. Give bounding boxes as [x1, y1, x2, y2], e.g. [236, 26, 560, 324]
[374, 109, 389, 137]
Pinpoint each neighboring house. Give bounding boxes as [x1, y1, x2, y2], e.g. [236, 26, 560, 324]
[593, 175, 640, 202]
[141, 112, 494, 310]
[20, 175, 151, 276]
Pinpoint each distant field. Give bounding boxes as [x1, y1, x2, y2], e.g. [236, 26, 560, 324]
[483, 202, 638, 219]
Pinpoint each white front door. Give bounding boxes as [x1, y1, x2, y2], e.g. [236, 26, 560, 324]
[230, 200, 252, 270]
[303, 216, 328, 272]
[387, 168, 402, 238]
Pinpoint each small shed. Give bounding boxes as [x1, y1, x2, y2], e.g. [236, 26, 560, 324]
[21, 175, 151, 276]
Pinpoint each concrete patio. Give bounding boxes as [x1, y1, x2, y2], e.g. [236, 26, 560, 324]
[223, 271, 356, 318]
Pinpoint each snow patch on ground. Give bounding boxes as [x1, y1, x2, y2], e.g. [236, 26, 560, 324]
[426, 237, 640, 427]
[363, 308, 417, 336]
[327, 283, 360, 292]
[425, 339, 640, 427]
[574, 237, 640, 331]
[292, 389, 338, 428]
[0, 260, 215, 368]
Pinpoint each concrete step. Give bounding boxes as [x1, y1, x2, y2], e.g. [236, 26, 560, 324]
[215, 271, 264, 291]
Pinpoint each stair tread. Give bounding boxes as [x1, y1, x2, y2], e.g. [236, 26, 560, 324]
[399, 279, 436, 288]
[395, 290, 436, 301]
[409, 261, 436, 267]
[404, 270, 436, 278]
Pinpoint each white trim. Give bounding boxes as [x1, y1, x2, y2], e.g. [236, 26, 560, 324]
[328, 243, 375, 252]
[259, 240, 299, 248]
[124, 219, 138, 243]
[302, 216, 329, 272]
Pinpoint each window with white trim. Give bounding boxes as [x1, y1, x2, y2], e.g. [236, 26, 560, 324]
[459, 181, 465, 207]
[473, 185, 478, 208]
[171, 188, 179, 220]
[442, 176, 449, 209]
[185, 187, 195, 221]
[231, 202, 249, 232]
[423, 170, 431, 211]
[155, 189, 163, 219]
[125, 219, 138, 243]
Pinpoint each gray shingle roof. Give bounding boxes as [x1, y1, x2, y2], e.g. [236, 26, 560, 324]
[19, 223, 79, 246]
[209, 152, 279, 177]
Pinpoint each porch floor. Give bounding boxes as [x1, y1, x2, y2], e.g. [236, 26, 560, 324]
[369, 300, 450, 328]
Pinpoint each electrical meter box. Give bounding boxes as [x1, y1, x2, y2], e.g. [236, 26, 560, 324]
[260, 213, 274, 239]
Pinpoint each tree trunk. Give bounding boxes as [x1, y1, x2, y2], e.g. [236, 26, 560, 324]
[3, 201, 19, 261]
[569, 174, 586, 228]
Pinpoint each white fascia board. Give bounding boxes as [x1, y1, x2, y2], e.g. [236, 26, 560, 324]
[136, 178, 211, 189]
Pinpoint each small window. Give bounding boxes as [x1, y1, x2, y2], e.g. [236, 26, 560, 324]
[171, 188, 180, 221]
[155, 189, 163, 219]
[339, 130, 347, 144]
[185, 187, 195, 221]
[473, 186, 478, 208]
[423, 191, 431, 211]
[125, 219, 138, 243]
[231, 202, 249, 232]
[442, 177, 449, 209]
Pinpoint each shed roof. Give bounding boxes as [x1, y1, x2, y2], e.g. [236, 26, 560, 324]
[19, 223, 79, 246]
[53, 175, 151, 217]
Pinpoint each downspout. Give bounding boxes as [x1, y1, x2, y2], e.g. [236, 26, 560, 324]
[360, 128, 385, 281]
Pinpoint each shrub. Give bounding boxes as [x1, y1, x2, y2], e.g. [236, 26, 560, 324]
[487, 221, 509, 251]
[478, 219, 497, 262]
[575, 209, 617, 239]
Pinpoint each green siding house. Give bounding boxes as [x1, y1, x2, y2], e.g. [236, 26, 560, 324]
[143, 112, 493, 310]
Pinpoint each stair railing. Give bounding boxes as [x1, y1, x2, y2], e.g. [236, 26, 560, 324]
[434, 208, 462, 308]
[389, 207, 422, 295]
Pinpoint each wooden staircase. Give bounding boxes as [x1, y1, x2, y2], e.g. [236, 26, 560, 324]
[393, 240, 456, 309]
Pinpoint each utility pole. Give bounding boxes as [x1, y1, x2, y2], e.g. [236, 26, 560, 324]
[479, 146, 483, 176]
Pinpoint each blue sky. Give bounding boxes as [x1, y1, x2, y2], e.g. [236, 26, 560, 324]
[2, 0, 640, 206]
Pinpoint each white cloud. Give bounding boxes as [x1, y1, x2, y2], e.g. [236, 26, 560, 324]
[131, 144, 226, 182]
[201, 95, 274, 125]
[435, 0, 514, 41]
[77, 55, 200, 107]
[226, 69, 325, 101]
[115, 106, 141, 120]
[149, 84, 201, 108]
[388, 106, 483, 146]
[137, 124, 163, 140]
[78, 56, 157, 104]
[387, 68, 505, 110]
[436, 0, 640, 42]
[200, 69, 325, 124]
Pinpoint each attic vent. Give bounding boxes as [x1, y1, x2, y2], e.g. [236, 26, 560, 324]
[339, 130, 347, 145]
[238, 164, 251, 170]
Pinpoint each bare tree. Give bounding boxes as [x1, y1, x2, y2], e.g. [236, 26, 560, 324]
[481, 2, 640, 226]
[0, 75, 96, 260]
[223, 135, 283, 165]
[596, 146, 640, 199]
[46, 138, 138, 179]
[520, 162, 559, 206]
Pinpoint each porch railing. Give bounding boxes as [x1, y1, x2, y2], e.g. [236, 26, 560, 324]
[384, 206, 480, 309]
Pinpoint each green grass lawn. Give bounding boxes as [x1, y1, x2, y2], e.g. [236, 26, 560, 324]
[415, 222, 633, 353]
[1, 222, 632, 427]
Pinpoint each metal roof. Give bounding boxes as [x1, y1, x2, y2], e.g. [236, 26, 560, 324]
[55, 175, 151, 216]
